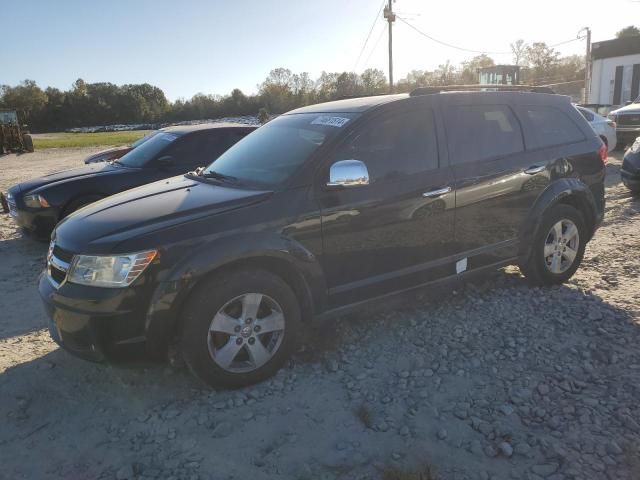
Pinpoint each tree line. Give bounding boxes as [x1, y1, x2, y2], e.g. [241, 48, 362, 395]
[2, 31, 636, 133]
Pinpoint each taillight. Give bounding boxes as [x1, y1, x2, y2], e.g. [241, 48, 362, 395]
[599, 143, 608, 166]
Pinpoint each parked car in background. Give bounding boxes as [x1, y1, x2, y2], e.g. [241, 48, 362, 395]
[83, 130, 159, 164]
[2, 123, 256, 237]
[576, 105, 617, 152]
[608, 97, 640, 148]
[39, 88, 606, 387]
[621, 136, 640, 194]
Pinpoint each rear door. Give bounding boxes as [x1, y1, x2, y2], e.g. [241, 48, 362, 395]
[317, 103, 455, 307]
[445, 101, 550, 265]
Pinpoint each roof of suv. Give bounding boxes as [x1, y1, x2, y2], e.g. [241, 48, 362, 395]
[160, 122, 257, 135]
[287, 94, 409, 114]
[287, 90, 568, 116]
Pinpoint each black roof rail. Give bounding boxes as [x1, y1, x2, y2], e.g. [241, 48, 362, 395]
[409, 84, 556, 96]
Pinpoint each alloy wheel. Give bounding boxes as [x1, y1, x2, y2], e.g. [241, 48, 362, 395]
[207, 293, 285, 373]
[543, 219, 580, 274]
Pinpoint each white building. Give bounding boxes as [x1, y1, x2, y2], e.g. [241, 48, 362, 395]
[589, 36, 640, 105]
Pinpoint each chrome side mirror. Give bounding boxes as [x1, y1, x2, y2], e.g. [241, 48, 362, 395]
[327, 160, 370, 187]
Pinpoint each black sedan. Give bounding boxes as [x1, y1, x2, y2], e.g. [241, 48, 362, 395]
[83, 130, 159, 164]
[622, 137, 640, 194]
[1, 123, 256, 238]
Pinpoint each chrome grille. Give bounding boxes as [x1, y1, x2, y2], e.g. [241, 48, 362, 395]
[47, 241, 73, 288]
[7, 199, 17, 218]
[616, 113, 640, 126]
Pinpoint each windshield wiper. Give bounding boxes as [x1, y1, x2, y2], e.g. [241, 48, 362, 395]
[199, 170, 239, 183]
[110, 159, 125, 167]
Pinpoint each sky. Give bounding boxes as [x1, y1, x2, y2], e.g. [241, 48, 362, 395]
[2, 0, 639, 101]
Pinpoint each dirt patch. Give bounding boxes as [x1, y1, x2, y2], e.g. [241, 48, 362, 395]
[0, 150, 639, 479]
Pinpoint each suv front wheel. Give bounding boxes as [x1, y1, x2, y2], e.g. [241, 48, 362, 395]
[520, 204, 587, 285]
[181, 268, 301, 388]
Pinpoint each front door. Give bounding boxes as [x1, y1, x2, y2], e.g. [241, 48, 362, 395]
[317, 104, 455, 308]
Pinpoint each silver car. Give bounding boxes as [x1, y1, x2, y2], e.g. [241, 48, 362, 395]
[577, 106, 617, 152]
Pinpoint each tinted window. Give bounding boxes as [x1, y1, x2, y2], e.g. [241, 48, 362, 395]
[204, 129, 252, 164]
[524, 106, 585, 149]
[334, 108, 438, 182]
[577, 107, 594, 122]
[204, 114, 357, 187]
[164, 133, 208, 166]
[118, 132, 180, 167]
[447, 105, 523, 164]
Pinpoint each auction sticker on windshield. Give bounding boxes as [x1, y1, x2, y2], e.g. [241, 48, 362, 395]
[311, 116, 351, 128]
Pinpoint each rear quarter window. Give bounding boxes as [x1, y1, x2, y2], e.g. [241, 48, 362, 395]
[577, 107, 595, 122]
[446, 104, 524, 165]
[521, 106, 586, 149]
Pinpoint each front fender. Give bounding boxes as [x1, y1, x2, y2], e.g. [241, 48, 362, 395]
[519, 177, 600, 260]
[143, 232, 326, 354]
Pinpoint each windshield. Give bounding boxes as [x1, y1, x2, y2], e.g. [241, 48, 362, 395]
[202, 113, 358, 187]
[130, 130, 159, 148]
[117, 132, 180, 167]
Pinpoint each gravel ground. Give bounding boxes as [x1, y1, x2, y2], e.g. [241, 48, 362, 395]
[0, 148, 639, 480]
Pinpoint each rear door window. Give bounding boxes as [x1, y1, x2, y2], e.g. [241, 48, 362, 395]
[446, 105, 524, 164]
[522, 106, 586, 149]
[334, 108, 439, 182]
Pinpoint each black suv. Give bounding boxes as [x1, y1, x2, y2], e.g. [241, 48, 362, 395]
[39, 90, 606, 387]
[3, 123, 255, 237]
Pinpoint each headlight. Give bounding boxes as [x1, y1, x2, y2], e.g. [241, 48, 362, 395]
[67, 250, 157, 288]
[23, 194, 50, 208]
[631, 138, 640, 154]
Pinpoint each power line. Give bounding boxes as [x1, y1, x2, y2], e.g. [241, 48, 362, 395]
[363, 23, 387, 69]
[397, 16, 585, 56]
[397, 16, 511, 55]
[353, 0, 387, 72]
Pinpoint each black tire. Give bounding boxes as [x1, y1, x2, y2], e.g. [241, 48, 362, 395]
[180, 268, 301, 388]
[519, 204, 587, 286]
[60, 195, 103, 220]
[623, 178, 640, 195]
[23, 134, 34, 152]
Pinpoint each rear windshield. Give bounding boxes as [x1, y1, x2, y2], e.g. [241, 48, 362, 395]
[203, 113, 358, 188]
[118, 132, 180, 167]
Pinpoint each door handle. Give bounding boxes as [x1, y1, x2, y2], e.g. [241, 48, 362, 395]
[422, 186, 452, 198]
[524, 165, 546, 175]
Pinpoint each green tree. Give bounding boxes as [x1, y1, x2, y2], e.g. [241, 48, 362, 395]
[460, 54, 495, 84]
[525, 42, 560, 84]
[0, 80, 48, 127]
[361, 68, 387, 94]
[616, 26, 640, 38]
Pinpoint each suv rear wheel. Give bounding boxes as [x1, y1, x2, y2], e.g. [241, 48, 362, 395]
[520, 204, 587, 285]
[181, 269, 301, 388]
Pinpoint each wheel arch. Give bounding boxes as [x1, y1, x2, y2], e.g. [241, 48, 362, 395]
[59, 193, 106, 220]
[144, 243, 326, 356]
[519, 178, 598, 260]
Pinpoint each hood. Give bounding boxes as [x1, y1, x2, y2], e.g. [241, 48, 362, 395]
[84, 146, 132, 164]
[611, 103, 640, 115]
[54, 175, 272, 251]
[16, 163, 140, 194]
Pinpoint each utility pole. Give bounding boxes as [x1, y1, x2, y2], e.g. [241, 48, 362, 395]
[384, 0, 396, 93]
[583, 27, 592, 103]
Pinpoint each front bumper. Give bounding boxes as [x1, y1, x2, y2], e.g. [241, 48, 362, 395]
[7, 202, 59, 237]
[39, 272, 149, 361]
[621, 168, 640, 190]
